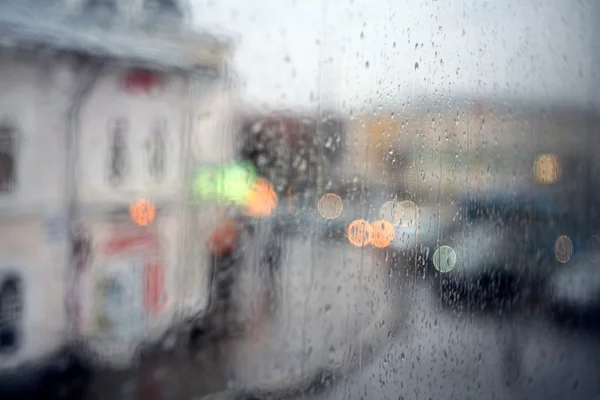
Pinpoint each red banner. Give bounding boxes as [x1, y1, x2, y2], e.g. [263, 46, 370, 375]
[144, 261, 165, 316]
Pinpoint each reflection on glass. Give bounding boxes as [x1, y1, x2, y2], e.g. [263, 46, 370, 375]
[534, 153, 561, 184]
[379, 200, 403, 226]
[129, 197, 156, 227]
[397, 200, 419, 227]
[433, 245, 457, 273]
[245, 178, 277, 218]
[555, 235, 573, 264]
[347, 219, 372, 247]
[370, 220, 394, 248]
[317, 193, 344, 220]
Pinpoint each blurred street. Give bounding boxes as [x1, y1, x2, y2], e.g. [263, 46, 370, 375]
[81, 225, 600, 400]
[222, 229, 407, 392]
[307, 283, 600, 400]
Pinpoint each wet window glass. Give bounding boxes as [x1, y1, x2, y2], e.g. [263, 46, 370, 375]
[1, 0, 600, 399]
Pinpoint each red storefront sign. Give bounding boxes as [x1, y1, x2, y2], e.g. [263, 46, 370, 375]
[103, 231, 166, 317]
[122, 69, 165, 95]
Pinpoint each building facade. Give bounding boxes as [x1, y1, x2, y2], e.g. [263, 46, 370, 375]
[346, 98, 599, 200]
[0, 0, 235, 370]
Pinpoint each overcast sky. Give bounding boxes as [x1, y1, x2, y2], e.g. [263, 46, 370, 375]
[192, 0, 598, 112]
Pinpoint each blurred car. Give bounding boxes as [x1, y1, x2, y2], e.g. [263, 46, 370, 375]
[427, 188, 578, 311]
[544, 247, 600, 330]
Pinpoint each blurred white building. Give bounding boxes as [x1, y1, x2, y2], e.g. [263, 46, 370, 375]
[0, 0, 236, 370]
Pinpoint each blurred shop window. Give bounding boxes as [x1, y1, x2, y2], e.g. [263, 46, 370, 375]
[0, 275, 23, 353]
[108, 118, 129, 188]
[0, 125, 16, 194]
[146, 119, 167, 184]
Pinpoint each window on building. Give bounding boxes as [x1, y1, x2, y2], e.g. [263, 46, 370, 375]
[147, 119, 166, 183]
[0, 275, 22, 354]
[0, 125, 16, 194]
[107, 118, 128, 188]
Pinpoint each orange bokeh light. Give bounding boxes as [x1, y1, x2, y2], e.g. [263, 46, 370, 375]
[245, 178, 278, 217]
[347, 219, 372, 247]
[370, 220, 394, 248]
[130, 197, 156, 227]
[317, 193, 344, 219]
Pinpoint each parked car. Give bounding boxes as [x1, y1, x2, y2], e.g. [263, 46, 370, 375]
[427, 187, 578, 311]
[544, 247, 600, 330]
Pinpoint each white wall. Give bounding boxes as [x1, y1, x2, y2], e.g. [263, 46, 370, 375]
[0, 218, 69, 368]
[0, 53, 74, 368]
[77, 67, 188, 207]
[0, 53, 74, 216]
[190, 78, 239, 165]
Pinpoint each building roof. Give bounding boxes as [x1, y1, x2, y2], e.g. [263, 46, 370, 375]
[0, 0, 232, 72]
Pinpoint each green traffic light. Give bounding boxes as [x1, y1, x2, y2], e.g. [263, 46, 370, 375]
[193, 161, 258, 205]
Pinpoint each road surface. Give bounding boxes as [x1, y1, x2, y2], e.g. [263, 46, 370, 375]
[304, 282, 600, 400]
[83, 227, 600, 400]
